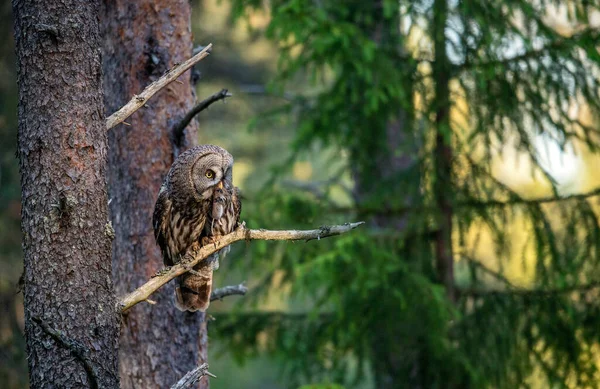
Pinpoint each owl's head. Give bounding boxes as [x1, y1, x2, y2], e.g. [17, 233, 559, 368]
[168, 144, 233, 202]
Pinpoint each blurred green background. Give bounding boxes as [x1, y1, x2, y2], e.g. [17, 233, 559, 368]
[4, 0, 600, 388]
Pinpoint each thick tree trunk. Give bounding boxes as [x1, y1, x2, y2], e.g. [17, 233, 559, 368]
[12, 0, 120, 387]
[101, 1, 206, 388]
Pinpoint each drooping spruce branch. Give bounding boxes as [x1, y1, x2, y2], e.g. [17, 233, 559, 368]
[105, 44, 212, 130]
[117, 222, 364, 312]
[459, 281, 600, 298]
[457, 27, 600, 73]
[330, 186, 600, 217]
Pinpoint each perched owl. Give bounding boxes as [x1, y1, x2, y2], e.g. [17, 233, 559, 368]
[152, 144, 241, 312]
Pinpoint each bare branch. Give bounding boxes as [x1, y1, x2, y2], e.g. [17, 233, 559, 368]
[170, 363, 216, 389]
[106, 44, 213, 130]
[32, 317, 99, 389]
[210, 283, 248, 301]
[172, 88, 232, 146]
[118, 222, 364, 312]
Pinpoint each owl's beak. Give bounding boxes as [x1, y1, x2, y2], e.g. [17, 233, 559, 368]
[216, 181, 224, 190]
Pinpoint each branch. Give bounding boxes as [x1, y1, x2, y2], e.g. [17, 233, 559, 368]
[330, 186, 600, 217]
[459, 281, 600, 298]
[118, 222, 364, 312]
[105, 44, 213, 130]
[32, 317, 99, 389]
[458, 28, 600, 73]
[170, 363, 216, 389]
[463, 186, 600, 208]
[210, 283, 248, 302]
[172, 88, 232, 146]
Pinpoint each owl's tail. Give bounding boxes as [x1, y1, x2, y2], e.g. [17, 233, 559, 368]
[175, 257, 218, 312]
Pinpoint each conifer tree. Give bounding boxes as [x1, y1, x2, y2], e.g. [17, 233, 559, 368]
[216, 0, 600, 388]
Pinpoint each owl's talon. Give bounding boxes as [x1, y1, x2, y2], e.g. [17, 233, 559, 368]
[201, 235, 221, 247]
[190, 241, 201, 252]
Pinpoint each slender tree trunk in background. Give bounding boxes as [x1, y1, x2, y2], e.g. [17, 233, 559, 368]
[367, 1, 455, 387]
[432, 0, 455, 304]
[361, 119, 422, 389]
[12, 0, 120, 387]
[355, 2, 424, 389]
[101, 1, 205, 388]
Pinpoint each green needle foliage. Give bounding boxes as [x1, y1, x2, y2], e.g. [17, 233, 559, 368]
[214, 0, 600, 388]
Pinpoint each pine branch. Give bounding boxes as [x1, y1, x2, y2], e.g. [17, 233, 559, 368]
[210, 283, 248, 301]
[105, 44, 212, 130]
[170, 363, 216, 389]
[172, 88, 232, 146]
[117, 222, 364, 312]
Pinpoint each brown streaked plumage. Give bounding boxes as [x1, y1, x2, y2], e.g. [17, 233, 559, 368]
[152, 144, 241, 312]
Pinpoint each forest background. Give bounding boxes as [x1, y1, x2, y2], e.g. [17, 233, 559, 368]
[3, 0, 600, 388]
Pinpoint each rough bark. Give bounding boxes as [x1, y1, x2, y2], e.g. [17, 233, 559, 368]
[101, 1, 206, 388]
[12, 0, 120, 387]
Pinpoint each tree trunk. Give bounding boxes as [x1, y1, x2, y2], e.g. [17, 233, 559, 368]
[432, 0, 455, 303]
[360, 114, 418, 389]
[366, 1, 455, 387]
[357, 2, 423, 389]
[101, 1, 206, 388]
[12, 0, 120, 387]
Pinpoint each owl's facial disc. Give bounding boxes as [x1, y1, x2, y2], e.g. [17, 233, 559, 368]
[190, 152, 228, 200]
[198, 164, 224, 199]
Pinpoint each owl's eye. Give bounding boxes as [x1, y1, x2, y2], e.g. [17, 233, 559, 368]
[205, 170, 215, 179]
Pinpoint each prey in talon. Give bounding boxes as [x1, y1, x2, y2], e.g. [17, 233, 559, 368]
[202, 179, 241, 264]
[202, 180, 231, 248]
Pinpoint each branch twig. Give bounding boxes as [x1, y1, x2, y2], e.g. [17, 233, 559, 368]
[105, 44, 213, 130]
[210, 283, 248, 302]
[170, 363, 216, 389]
[118, 222, 364, 312]
[32, 317, 99, 389]
[172, 88, 232, 146]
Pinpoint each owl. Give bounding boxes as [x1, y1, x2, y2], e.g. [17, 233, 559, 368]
[152, 144, 241, 312]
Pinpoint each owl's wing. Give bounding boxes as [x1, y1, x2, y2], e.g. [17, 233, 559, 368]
[152, 184, 174, 266]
